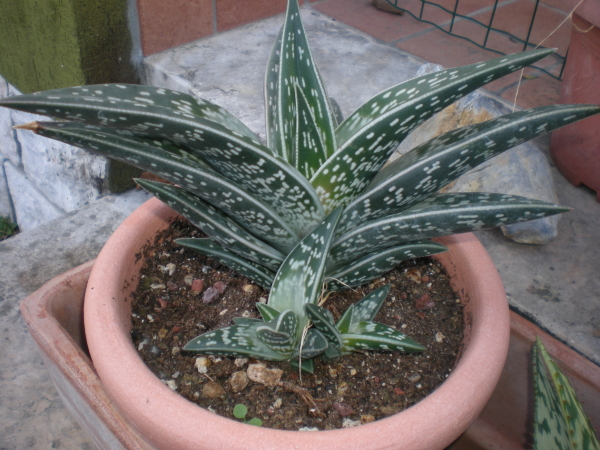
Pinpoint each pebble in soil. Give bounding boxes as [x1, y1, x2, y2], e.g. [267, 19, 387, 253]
[131, 219, 464, 431]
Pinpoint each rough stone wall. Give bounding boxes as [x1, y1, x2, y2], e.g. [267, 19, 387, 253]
[0, 76, 111, 231]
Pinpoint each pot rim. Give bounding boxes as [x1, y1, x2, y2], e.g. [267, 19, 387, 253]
[84, 197, 510, 450]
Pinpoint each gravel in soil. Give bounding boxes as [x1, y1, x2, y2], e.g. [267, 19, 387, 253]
[131, 219, 464, 431]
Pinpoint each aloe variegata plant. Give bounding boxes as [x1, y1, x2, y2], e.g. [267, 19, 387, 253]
[532, 338, 600, 450]
[1, 0, 599, 371]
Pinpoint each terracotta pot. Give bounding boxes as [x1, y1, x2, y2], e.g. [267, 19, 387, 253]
[21, 240, 600, 449]
[550, 7, 600, 200]
[81, 197, 510, 450]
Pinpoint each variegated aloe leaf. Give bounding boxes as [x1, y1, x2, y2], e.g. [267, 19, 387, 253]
[330, 193, 569, 266]
[341, 322, 424, 354]
[256, 310, 298, 357]
[310, 49, 556, 212]
[176, 238, 275, 289]
[0, 84, 263, 144]
[339, 104, 600, 233]
[305, 304, 343, 351]
[336, 285, 391, 334]
[295, 328, 329, 360]
[183, 322, 288, 360]
[268, 207, 343, 337]
[265, 0, 336, 169]
[20, 121, 299, 251]
[326, 241, 448, 291]
[136, 179, 284, 270]
[256, 302, 280, 321]
[533, 338, 600, 450]
[2, 87, 325, 237]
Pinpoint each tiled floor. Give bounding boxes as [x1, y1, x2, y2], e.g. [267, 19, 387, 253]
[312, 0, 579, 109]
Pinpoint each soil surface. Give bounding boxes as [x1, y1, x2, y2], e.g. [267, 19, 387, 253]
[131, 219, 464, 431]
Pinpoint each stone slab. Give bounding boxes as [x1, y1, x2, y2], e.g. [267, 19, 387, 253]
[0, 77, 20, 166]
[0, 188, 150, 449]
[143, 9, 427, 140]
[0, 160, 15, 221]
[4, 160, 65, 231]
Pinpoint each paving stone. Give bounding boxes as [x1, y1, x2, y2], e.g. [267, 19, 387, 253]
[0, 160, 16, 221]
[3, 160, 65, 231]
[0, 77, 20, 166]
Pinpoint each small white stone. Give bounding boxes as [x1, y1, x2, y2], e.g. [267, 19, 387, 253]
[342, 418, 361, 428]
[195, 357, 211, 374]
[272, 398, 283, 409]
[160, 263, 176, 276]
[247, 364, 283, 387]
[299, 427, 319, 432]
[166, 380, 177, 391]
[150, 284, 166, 290]
[147, 315, 154, 323]
[234, 357, 249, 368]
[435, 332, 445, 343]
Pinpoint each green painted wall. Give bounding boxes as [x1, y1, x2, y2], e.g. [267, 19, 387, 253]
[0, 0, 141, 192]
[0, 0, 138, 93]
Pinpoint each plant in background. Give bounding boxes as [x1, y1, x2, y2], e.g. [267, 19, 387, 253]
[532, 338, 600, 449]
[0, 216, 18, 241]
[232, 404, 263, 427]
[0, 0, 598, 370]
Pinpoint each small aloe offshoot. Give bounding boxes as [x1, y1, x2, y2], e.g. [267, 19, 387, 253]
[1, 0, 599, 369]
[233, 404, 263, 427]
[532, 338, 600, 450]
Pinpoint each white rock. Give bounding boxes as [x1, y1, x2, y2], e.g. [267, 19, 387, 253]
[165, 380, 177, 391]
[4, 160, 64, 231]
[246, 364, 283, 387]
[391, 63, 561, 245]
[342, 418, 361, 428]
[195, 357, 212, 374]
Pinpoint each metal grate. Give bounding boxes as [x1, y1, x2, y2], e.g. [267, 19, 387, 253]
[384, 0, 567, 80]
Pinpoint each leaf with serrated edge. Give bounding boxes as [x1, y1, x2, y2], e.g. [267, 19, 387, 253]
[268, 208, 343, 339]
[176, 238, 275, 289]
[326, 241, 448, 290]
[330, 193, 569, 266]
[26, 121, 299, 251]
[3, 87, 325, 236]
[183, 323, 286, 360]
[342, 322, 425, 353]
[265, 0, 336, 164]
[305, 304, 343, 350]
[137, 179, 284, 270]
[339, 104, 600, 233]
[535, 338, 600, 450]
[311, 49, 556, 212]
